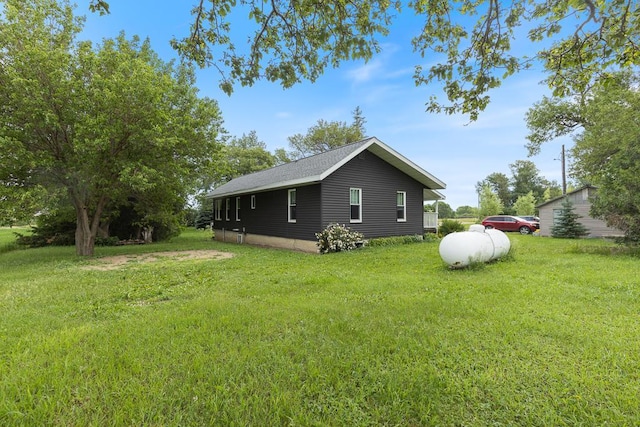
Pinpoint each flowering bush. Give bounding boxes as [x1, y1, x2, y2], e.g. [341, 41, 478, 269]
[315, 223, 364, 254]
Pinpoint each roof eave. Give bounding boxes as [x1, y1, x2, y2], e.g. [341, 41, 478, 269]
[206, 176, 322, 199]
[424, 189, 445, 201]
[320, 137, 446, 190]
[536, 185, 597, 208]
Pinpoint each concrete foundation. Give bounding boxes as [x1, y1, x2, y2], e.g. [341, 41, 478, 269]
[214, 229, 318, 253]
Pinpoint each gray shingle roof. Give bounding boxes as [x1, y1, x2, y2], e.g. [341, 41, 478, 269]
[206, 137, 446, 200]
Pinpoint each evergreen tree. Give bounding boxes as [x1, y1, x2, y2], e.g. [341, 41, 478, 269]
[551, 198, 588, 238]
[195, 205, 214, 230]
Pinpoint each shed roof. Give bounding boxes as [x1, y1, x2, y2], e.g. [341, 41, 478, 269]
[536, 185, 597, 208]
[206, 137, 446, 200]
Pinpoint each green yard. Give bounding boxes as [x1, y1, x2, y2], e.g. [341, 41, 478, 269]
[1, 229, 639, 425]
[0, 227, 24, 247]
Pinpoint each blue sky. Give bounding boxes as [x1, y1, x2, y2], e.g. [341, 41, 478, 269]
[79, 0, 570, 209]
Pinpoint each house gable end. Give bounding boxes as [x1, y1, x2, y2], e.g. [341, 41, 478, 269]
[320, 138, 446, 193]
[321, 150, 427, 237]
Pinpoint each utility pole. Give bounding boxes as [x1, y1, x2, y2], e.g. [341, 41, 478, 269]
[561, 144, 567, 195]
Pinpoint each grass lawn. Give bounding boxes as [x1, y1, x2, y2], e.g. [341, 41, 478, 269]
[1, 229, 639, 425]
[0, 227, 28, 250]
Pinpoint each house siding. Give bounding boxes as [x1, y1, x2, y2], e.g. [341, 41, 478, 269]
[212, 184, 322, 241]
[538, 187, 623, 237]
[321, 151, 425, 237]
[209, 142, 443, 249]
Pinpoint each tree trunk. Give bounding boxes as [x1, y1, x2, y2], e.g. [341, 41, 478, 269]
[142, 225, 153, 244]
[75, 205, 95, 256]
[72, 194, 108, 256]
[97, 221, 110, 238]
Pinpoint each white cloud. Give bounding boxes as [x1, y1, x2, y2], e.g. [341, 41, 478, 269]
[346, 59, 385, 84]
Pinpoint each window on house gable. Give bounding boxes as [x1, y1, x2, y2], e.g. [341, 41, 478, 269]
[225, 198, 230, 221]
[396, 191, 406, 222]
[251, 195, 256, 209]
[350, 188, 362, 223]
[288, 189, 297, 223]
[214, 199, 222, 221]
[236, 196, 241, 221]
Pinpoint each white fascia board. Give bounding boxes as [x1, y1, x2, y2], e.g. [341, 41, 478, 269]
[320, 137, 447, 190]
[206, 176, 322, 198]
[318, 138, 377, 180]
[423, 189, 445, 201]
[368, 141, 447, 190]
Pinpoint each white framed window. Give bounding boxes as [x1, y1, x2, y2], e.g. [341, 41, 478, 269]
[235, 196, 241, 221]
[350, 188, 362, 223]
[225, 198, 230, 221]
[251, 195, 256, 209]
[214, 199, 222, 221]
[396, 191, 406, 222]
[288, 189, 297, 223]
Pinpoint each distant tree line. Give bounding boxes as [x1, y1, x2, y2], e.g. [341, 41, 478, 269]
[424, 203, 477, 219]
[475, 160, 563, 218]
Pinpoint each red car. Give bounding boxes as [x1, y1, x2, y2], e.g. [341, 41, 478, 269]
[481, 215, 538, 234]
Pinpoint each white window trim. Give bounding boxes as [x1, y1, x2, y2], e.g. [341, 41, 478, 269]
[235, 196, 241, 221]
[251, 195, 256, 209]
[214, 199, 222, 221]
[350, 188, 362, 223]
[225, 198, 230, 221]
[397, 191, 407, 222]
[288, 189, 297, 223]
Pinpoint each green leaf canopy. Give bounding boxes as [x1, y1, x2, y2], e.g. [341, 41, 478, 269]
[0, 0, 224, 255]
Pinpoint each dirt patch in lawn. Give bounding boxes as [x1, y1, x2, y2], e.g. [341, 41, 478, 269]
[84, 250, 234, 271]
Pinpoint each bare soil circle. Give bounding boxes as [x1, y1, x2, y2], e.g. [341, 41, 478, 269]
[83, 250, 234, 270]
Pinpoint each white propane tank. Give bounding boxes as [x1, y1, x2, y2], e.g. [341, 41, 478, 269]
[438, 231, 494, 267]
[468, 224, 486, 233]
[439, 228, 511, 268]
[485, 228, 511, 260]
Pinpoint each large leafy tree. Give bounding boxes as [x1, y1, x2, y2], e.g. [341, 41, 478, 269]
[91, 0, 640, 120]
[527, 72, 640, 242]
[0, 0, 224, 255]
[478, 185, 504, 218]
[476, 166, 559, 214]
[542, 186, 564, 202]
[509, 160, 551, 204]
[573, 74, 640, 242]
[476, 172, 511, 211]
[0, 185, 48, 227]
[512, 191, 536, 216]
[208, 131, 276, 187]
[286, 107, 367, 160]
